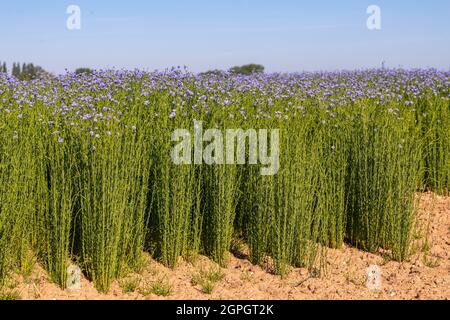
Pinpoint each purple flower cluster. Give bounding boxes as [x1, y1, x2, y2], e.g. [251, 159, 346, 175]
[0, 68, 449, 143]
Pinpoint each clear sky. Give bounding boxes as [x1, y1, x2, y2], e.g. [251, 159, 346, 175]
[0, 0, 449, 74]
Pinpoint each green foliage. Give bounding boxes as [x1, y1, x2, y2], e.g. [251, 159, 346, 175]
[0, 62, 7, 74]
[191, 267, 224, 294]
[120, 276, 140, 293]
[345, 106, 422, 260]
[0, 289, 21, 301]
[75, 68, 93, 75]
[139, 278, 173, 297]
[229, 64, 264, 75]
[200, 69, 223, 76]
[10, 62, 47, 80]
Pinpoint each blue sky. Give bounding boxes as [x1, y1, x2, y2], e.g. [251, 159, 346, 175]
[0, 0, 449, 73]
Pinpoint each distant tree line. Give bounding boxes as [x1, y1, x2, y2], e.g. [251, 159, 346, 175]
[201, 64, 265, 76]
[11, 62, 48, 81]
[0, 61, 55, 80]
[2, 62, 265, 78]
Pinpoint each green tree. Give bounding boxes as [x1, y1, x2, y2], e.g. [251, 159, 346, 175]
[200, 69, 223, 76]
[75, 68, 93, 75]
[11, 62, 48, 80]
[12, 63, 20, 78]
[0, 62, 6, 73]
[229, 64, 264, 75]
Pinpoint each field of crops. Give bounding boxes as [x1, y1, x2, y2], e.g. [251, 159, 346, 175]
[0, 68, 449, 292]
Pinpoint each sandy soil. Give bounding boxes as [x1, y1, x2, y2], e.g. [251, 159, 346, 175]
[5, 193, 449, 300]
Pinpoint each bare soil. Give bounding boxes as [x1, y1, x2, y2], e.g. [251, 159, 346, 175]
[6, 193, 449, 300]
